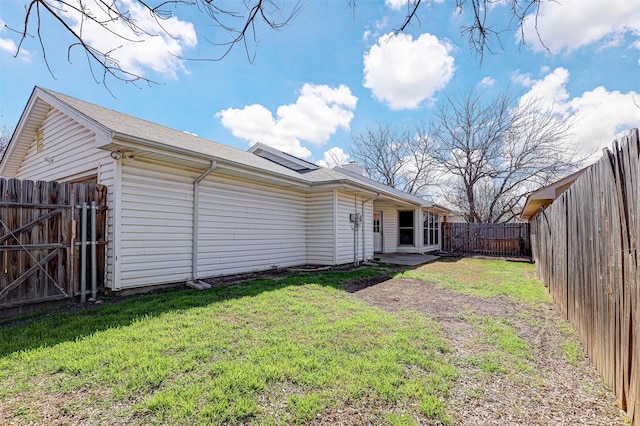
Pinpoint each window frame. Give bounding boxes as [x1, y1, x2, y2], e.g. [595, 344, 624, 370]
[398, 210, 415, 246]
[423, 212, 440, 247]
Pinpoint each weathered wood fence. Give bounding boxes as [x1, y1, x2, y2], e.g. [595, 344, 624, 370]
[534, 128, 639, 425]
[0, 178, 107, 317]
[442, 222, 531, 257]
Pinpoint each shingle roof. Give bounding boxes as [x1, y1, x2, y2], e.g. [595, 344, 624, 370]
[332, 166, 432, 206]
[40, 88, 317, 183]
[16, 88, 429, 206]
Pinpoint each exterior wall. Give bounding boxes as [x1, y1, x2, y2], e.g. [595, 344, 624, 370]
[15, 108, 112, 182]
[307, 191, 336, 265]
[374, 202, 424, 254]
[335, 191, 374, 264]
[119, 160, 194, 289]
[379, 203, 398, 254]
[362, 199, 374, 261]
[13, 107, 117, 289]
[196, 173, 307, 277]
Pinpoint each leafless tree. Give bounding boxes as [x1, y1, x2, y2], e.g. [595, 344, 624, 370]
[0, 125, 12, 157]
[430, 89, 581, 223]
[349, 123, 439, 197]
[7, 0, 547, 86]
[10, 0, 301, 86]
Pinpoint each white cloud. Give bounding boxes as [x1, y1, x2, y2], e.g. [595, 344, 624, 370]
[518, 67, 640, 156]
[517, 67, 571, 115]
[363, 32, 455, 110]
[521, 0, 640, 54]
[61, 0, 197, 78]
[478, 76, 496, 88]
[217, 83, 358, 159]
[386, 0, 445, 10]
[317, 147, 351, 168]
[385, 0, 406, 11]
[0, 18, 30, 61]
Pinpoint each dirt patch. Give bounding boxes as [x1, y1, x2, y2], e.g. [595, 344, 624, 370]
[345, 277, 626, 425]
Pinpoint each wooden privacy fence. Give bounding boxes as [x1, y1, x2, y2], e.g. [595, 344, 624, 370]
[534, 128, 639, 425]
[0, 178, 107, 317]
[441, 222, 531, 257]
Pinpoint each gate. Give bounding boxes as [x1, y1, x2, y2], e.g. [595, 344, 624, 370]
[0, 178, 107, 317]
[442, 222, 531, 257]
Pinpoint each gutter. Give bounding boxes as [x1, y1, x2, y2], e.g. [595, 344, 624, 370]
[187, 160, 217, 290]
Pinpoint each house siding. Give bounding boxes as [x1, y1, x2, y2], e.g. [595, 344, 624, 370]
[380, 204, 398, 254]
[119, 161, 194, 288]
[196, 173, 307, 277]
[335, 191, 373, 264]
[15, 108, 111, 182]
[13, 107, 117, 289]
[307, 191, 335, 265]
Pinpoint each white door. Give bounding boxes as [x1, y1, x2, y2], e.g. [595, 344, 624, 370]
[373, 211, 383, 252]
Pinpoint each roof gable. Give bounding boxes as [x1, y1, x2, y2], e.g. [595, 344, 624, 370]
[0, 87, 113, 177]
[2, 87, 435, 208]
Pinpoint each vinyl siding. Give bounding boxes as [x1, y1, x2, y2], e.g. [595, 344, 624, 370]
[196, 173, 307, 277]
[307, 191, 335, 265]
[335, 191, 373, 265]
[379, 204, 398, 254]
[119, 161, 194, 288]
[362, 200, 374, 260]
[15, 108, 111, 182]
[13, 107, 117, 289]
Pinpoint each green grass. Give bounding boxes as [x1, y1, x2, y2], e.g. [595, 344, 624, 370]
[463, 314, 533, 374]
[400, 258, 550, 304]
[0, 268, 457, 425]
[400, 259, 544, 381]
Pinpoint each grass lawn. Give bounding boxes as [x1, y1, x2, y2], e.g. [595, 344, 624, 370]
[1, 258, 605, 425]
[0, 267, 457, 425]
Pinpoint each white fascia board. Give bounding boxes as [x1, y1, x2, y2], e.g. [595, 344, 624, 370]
[37, 88, 113, 146]
[110, 132, 313, 189]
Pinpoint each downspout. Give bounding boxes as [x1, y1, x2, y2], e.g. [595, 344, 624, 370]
[361, 193, 380, 263]
[188, 160, 217, 289]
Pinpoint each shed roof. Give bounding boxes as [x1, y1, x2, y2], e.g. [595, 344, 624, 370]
[520, 168, 587, 221]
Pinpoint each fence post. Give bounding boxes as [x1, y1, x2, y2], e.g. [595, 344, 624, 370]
[80, 202, 87, 304]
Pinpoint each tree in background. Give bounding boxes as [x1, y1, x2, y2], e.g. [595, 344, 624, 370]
[9, 0, 545, 85]
[349, 123, 438, 198]
[430, 89, 580, 223]
[346, 90, 580, 222]
[0, 125, 12, 157]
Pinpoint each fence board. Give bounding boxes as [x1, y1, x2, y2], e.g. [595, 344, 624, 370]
[534, 128, 639, 425]
[0, 178, 107, 316]
[442, 222, 531, 257]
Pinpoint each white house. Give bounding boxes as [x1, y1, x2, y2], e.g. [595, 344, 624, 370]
[1, 87, 448, 292]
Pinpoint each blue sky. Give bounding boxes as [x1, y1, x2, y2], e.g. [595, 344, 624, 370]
[1, 0, 639, 168]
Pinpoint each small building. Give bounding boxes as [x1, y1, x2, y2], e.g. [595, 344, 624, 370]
[1, 87, 449, 293]
[520, 168, 587, 260]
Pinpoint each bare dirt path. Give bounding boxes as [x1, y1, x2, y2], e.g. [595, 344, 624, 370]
[346, 275, 627, 425]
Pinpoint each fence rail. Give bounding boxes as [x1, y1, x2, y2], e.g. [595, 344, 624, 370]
[0, 178, 107, 317]
[442, 222, 531, 257]
[534, 128, 639, 425]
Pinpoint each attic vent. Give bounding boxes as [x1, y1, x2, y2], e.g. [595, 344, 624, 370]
[36, 129, 44, 152]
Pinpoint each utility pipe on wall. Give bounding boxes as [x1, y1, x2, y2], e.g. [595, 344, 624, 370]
[191, 160, 217, 281]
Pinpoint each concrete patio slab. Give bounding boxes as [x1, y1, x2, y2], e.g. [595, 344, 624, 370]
[374, 253, 439, 266]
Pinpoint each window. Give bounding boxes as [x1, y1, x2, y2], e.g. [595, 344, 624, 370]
[424, 212, 440, 247]
[373, 213, 381, 233]
[398, 211, 414, 245]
